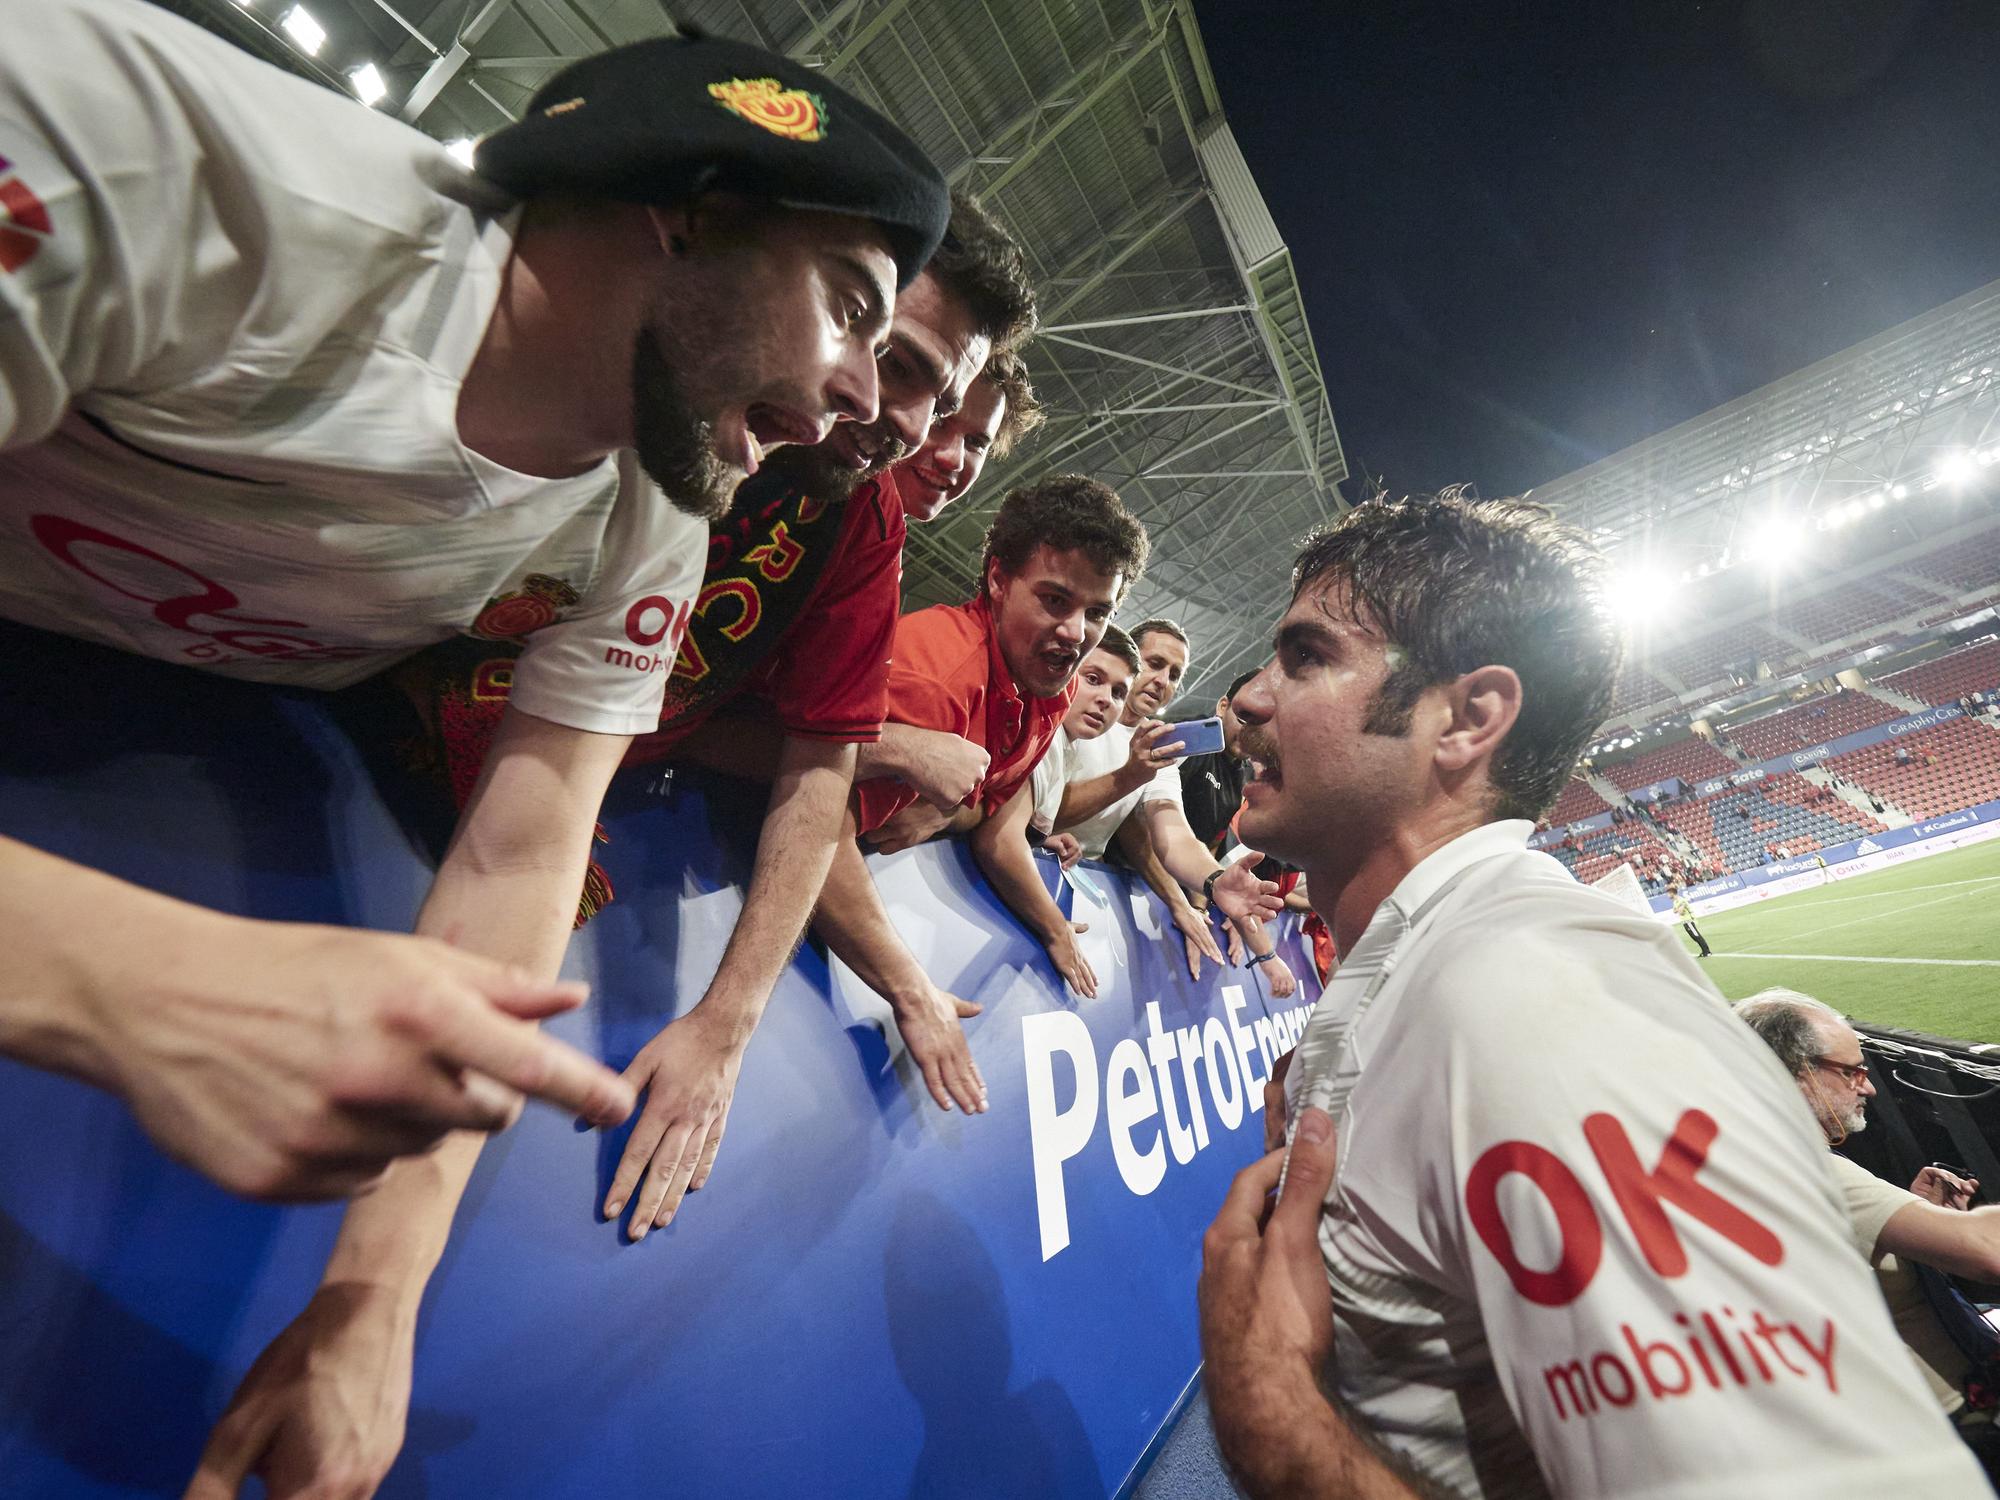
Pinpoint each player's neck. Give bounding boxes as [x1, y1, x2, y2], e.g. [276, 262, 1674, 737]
[458, 209, 647, 478]
[1311, 803, 1493, 959]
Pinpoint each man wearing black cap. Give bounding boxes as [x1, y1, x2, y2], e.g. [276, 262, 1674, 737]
[0, 3, 946, 1494]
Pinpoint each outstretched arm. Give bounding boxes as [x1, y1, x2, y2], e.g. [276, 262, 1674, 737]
[1054, 719, 1183, 831]
[188, 705, 633, 1500]
[971, 782, 1095, 998]
[814, 803, 988, 1115]
[605, 735, 856, 1241]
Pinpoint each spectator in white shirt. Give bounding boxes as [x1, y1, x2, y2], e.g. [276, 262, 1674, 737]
[1734, 989, 2000, 1432]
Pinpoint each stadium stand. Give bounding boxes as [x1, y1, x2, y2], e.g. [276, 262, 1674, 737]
[1675, 773, 1887, 869]
[1766, 583, 1919, 652]
[1546, 774, 1614, 824]
[1906, 524, 2000, 599]
[1605, 661, 1674, 719]
[1876, 638, 2000, 704]
[1600, 735, 1738, 791]
[1721, 690, 1901, 761]
[1644, 625, 1797, 696]
[1828, 717, 2000, 819]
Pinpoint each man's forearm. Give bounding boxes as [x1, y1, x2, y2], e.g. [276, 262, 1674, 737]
[1054, 764, 1148, 832]
[855, 723, 925, 783]
[1214, 1365, 1440, 1500]
[0, 835, 200, 1083]
[972, 831, 1069, 948]
[814, 821, 933, 1008]
[695, 737, 854, 1041]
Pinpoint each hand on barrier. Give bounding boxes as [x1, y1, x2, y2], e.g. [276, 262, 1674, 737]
[1046, 920, 1098, 999]
[868, 799, 953, 854]
[1225, 921, 1246, 967]
[1172, 902, 1225, 980]
[102, 920, 633, 1202]
[1263, 1048, 1295, 1153]
[899, 728, 990, 813]
[891, 984, 988, 1114]
[602, 1010, 746, 1241]
[1039, 831, 1083, 870]
[1258, 952, 1298, 1001]
[1199, 1108, 1339, 1491]
[1209, 854, 1283, 929]
[184, 1281, 414, 1500]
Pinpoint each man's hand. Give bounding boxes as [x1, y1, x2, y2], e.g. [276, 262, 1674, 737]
[1264, 1048, 1295, 1152]
[1200, 1108, 1339, 1495]
[1225, 921, 1247, 967]
[894, 727, 989, 812]
[1211, 855, 1283, 929]
[891, 984, 988, 1114]
[867, 799, 954, 855]
[1123, 719, 1187, 783]
[1039, 832, 1083, 870]
[98, 920, 634, 1202]
[1172, 901, 1225, 979]
[184, 1282, 415, 1500]
[1255, 952, 1298, 1000]
[1911, 1165, 1979, 1210]
[602, 1009, 747, 1242]
[1046, 921, 1098, 999]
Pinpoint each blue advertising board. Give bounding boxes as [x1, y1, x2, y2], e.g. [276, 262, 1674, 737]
[0, 628, 1312, 1498]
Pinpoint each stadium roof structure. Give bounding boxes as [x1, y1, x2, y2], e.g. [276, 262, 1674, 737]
[186, 0, 1349, 704]
[1530, 275, 2000, 731]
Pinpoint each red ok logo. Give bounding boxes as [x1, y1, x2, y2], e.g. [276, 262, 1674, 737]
[1463, 1110, 1784, 1307]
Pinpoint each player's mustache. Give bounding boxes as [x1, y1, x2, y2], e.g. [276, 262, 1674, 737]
[1236, 726, 1280, 770]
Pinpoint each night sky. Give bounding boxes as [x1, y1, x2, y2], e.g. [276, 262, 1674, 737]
[1196, 0, 2000, 501]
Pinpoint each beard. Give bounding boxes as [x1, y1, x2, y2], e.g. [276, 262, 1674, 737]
[631, 327, 740, 521]
[758, 438, 864, 505]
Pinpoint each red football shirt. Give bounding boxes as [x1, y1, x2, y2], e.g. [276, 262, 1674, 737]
[852, 593, 1074, 835]
[626, 472, 906, 761]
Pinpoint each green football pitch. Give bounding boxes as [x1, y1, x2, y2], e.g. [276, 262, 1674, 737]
[1680, 838, 2000, 1045]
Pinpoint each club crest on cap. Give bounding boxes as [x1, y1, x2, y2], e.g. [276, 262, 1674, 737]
[707, 77, 826, 142]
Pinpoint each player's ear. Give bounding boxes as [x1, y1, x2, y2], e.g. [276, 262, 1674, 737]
[1434, 665, 1520, 775]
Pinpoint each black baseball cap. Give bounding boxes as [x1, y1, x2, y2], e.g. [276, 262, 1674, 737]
[475, 27, 948, 287]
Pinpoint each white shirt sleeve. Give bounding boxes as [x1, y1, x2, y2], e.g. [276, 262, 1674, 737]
[508, 457, 707, 736]
[1140, 761, 1185, 806]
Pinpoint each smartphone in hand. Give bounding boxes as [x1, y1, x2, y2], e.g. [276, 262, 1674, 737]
[1169, 715, 1226, 759]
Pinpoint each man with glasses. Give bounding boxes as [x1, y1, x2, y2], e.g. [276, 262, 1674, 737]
[1736, 989, 2000, 1440]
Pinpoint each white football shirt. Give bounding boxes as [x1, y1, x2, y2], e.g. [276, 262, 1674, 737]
[1281, 819, 1986, 1498]
[0, 0, 703, 735]
[1051, 720, 1185, 859]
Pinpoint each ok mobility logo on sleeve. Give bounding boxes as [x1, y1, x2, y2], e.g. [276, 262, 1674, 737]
[1021, 988, 1314, 1260]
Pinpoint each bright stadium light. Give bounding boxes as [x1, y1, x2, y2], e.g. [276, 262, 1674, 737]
[445, 138, 478, 167]
[349, 62, 387, 106]
[1867, 491, 1886, 510]
[1890, 482, 1910, 500]
[1610, 564, 1677, 622]
[281, 5, 326, 54]
[1746, 515, 1807, 569]
[1936, 449, 1977, 488]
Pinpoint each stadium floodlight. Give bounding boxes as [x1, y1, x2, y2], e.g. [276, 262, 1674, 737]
[1845, 499, 1867, 524]
[281, 5, 325, 54]
[1890, 482, 1910, 500]
[1746, 515, 1806, 569]
[349, 62, 387, 106]
[445, 138, 478, 168]
[1610, 564, 1676, 622]
[1978, 448, 1999, 468]
[1867, 491, 1886, 510]
[1936, 449, 1976, 488]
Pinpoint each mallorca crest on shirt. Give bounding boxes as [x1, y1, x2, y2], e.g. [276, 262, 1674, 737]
[707, 77, 827, 141]
[467, 573, 579, 642]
